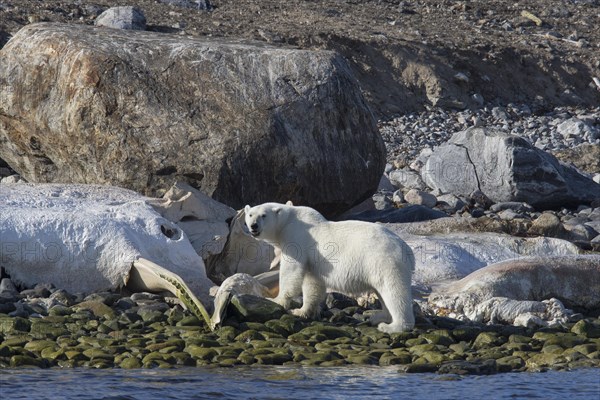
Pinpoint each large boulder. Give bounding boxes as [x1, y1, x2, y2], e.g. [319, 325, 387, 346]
[0, 23, 385, 216]
[421, 127, 600, 209]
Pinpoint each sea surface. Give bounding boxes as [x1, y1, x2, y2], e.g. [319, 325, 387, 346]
[1, 366, 599, 400]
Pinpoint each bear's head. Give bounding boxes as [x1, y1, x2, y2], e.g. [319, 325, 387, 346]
[244, 203, 288, 242]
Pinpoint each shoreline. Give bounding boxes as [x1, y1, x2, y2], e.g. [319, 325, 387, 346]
[1, 288, 598, 374]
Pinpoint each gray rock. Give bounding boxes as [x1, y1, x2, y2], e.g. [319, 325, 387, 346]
[372, 193, 394, 210]
[114, 297, 136, 310]
[436, 194, 466, 213]
[0, 278, 18, 295]
[490, 202, 535, 213]
[404, 189, 437, 208]
[388, 168, 426, 190]
[0, 23, 384, 216]
[422, 127, 600, 209]
[49, 289, 76, 306]
[1, 175, 24, 184]
[584, 220, 600, 233]
[325, 292, 358, 310]
[469, 189, 493, 209]
[528, 213, 564, 237]
[556, 118, 598, 140]
[95, 6, 147, 30]
[346, 205, 447, 223]
[438, 360, 497, 375]
[377, 175, 396, 192]
[392, 189, 405, 204]
[498, 209, 526, 220]
[563, 223, 598, 242]
[160, 0, 212, 10]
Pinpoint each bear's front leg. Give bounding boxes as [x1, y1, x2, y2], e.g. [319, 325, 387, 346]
[290, 273, 325, 319]
[272, 259, 304, 310]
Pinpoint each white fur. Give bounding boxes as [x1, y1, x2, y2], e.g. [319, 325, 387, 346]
[244, 202, 415, 333]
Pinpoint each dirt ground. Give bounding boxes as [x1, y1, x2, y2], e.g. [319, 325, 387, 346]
[1, 0, 599, 118]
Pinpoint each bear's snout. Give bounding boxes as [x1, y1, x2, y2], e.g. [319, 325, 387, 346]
[248, 222, 260, 237]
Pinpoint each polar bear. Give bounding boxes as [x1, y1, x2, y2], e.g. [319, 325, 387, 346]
[244, 202, 415, 333]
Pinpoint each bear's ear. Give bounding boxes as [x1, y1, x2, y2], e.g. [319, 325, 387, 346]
[285, 200, 293, 206]
[273, 207, 282, 215]
[244, 205, 251, 214]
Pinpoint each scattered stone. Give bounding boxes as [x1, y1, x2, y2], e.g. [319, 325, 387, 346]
[490, 202, 535, 213]
[556, 118, 598, 141]
[528, 213, 565, 236]
[388, 168, 427, 190]
[436, 194, 467, 213]
[94, 6, 147, 30]
[404, 189, 437, 208]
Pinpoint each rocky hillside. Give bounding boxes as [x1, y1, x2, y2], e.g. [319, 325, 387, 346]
[1, 0, 599, 118]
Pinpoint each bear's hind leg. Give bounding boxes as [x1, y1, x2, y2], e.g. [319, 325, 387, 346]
[290, 273, 325, 319]
[376, 285, 414, 334]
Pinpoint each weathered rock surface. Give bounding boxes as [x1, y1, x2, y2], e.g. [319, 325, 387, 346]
[421, 127, 600, 209]
[0, 183, 214, 304]
[0, 23, 384, 216]
[429, 255, 600, 314]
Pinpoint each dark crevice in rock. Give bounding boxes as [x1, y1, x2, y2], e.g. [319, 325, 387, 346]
[455, 143, 481, 191]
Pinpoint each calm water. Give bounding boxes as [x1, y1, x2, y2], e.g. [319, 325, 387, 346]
[1, 366, 599, 400]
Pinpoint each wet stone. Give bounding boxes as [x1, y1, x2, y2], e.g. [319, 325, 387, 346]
[437, 359, 497, 375]
[379, 353, 412, 365]
[398, 363, 439, 373]
[0, 316, 31, 334]
[451, 326, 482, 342]
[420, 332, 455, 346]
[74, 301, 115, 319]
[120, 357, 142, 369]
[298, 325, 353, 340]
[10, 355, 48, 368]
[346, 354, 380, 365]
[473, 332, 503, 349]
[254, 352, 293, 365]
[571, 320, 600, 338]
[496, 355, 526, 372]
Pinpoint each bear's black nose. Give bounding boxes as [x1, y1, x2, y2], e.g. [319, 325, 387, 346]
[250, 223, 259, 231]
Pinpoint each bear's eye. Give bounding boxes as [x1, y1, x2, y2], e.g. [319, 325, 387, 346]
[248, 214, 253, 218]
[260, 214, 266, 219]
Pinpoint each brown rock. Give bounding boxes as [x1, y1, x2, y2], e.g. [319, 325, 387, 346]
[551, 143, 600, 176]
[528, 213, 565, 237]
[0, 23, 385, 216]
